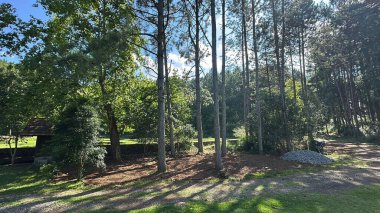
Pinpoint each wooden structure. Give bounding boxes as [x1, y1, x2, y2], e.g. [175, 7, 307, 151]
[20, 118, 53, 156]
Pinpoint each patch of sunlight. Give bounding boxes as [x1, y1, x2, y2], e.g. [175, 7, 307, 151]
[327, 153, 369, 168]
[255, 185, 265, 192]
[282, 181, 306, 188]
[0, 197, 40, 207]
[0, 179, 45, 194]
[257, 198, 283, 213]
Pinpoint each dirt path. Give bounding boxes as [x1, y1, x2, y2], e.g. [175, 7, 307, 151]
[1, 142, 379, 213]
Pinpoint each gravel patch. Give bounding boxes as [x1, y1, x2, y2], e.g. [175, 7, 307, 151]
[281, 150, 334, 165]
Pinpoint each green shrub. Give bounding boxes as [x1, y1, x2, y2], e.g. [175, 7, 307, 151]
[233, 126, 246, 139]
[51, 99, 106, 180]
[39, 164, 58, 180]
[175, 124, 195, 152]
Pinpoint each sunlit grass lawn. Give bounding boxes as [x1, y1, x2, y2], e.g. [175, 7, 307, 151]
[1, 164, 379, 212]
[131, 184, 380, 213]
[0, 137, 36, 149]
[0, 136, 138, 149]
[0, 137, 233, 149]
[99, 137, 139, 145]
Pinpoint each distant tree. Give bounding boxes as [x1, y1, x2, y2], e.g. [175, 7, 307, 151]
[0, 61, 31, 165]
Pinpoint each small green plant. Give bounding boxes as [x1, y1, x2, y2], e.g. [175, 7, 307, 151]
[233, 126, 246, 139]
[39, 164, 58, 180]
[174, 124, 195, 152]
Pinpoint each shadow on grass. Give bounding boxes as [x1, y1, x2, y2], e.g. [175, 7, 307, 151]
[84, 184, 380, 213]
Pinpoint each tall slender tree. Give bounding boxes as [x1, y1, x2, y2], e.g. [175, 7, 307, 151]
[221, 0, 227, 157]
[211, 0, 223, 171]
[157, 0, 167, 172]
[251, 0, 263, 154]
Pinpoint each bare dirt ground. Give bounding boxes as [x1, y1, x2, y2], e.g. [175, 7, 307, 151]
[1, 141, 379, 213]
[82, 153, 309, 185]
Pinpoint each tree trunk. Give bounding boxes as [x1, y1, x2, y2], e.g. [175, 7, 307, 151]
[298, 28, 305, 93]
[301, 24, 313, 142]
[157, 0, 167, 173]
[106, 105, 121, 162]
[211, 0, 223, 171]
[164, 40, 175, 157]
[242, 0, 251, 142]
[289, 47, 297, 102]
[251, 0, 263, 155]
[280, 0, 291, 151]
[9, 136, 18, 165]
[271, 0, 290, 150]
[99, 74, 121, 162]
[195, 0, 204, 154]
[264, 47, 272, 97]
[221, 0, 227, 157]
[241, 16, 248, 141]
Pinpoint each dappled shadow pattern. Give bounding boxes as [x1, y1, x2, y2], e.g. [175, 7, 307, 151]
[79, 153, 308, 185]
[1, 141, 380, 212]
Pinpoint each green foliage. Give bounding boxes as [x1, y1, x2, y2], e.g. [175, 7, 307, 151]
[51, 99, 106, 180]
[200, 68, 244, 137]
[174, 124, 196, 151]
[39, 164, 58, 180]
[0, 61, 30, 135]
[126, 77, 158, 139]
[233, 126, 245, 139]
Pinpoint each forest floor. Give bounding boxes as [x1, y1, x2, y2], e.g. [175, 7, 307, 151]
[0, 139, 379, 212]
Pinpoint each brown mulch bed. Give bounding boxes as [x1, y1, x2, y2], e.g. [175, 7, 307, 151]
[71, 153, 309, 186]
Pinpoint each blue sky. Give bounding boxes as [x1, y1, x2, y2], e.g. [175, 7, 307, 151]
[0, 0, 47, 62]
[0, 0, 47, 21]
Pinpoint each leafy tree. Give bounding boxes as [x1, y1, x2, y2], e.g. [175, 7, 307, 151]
[51, 99, 106, 180]
[0, 61, 31, 165]
[33, 0, 141, 162]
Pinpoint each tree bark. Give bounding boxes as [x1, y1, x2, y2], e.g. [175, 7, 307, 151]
[99, 73, 121, 162]
[271, 0, 290, 150]
[301, 25, 313, 142]
[241, 14, 248, 141]
[195, 0, 204, 154]
[251, 0, 263, 155]
[211, 0, 223, 171]
[289, 47, 297, 102]
[221, 0, 227, 157]
[264, 46, 272, 96]
[242, 0, 251, 142]
[157, 0, 167, 173]
[106, 105, 121, 162]
[164, 40, 175, 156]
[280, 0, 291, 151]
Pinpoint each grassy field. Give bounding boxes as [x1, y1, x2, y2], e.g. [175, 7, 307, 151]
[132, 185, 380, 213]
[0, 164, 379, 212]
[0, 137, 36, 149]
[0, 137, 235, 149]
[0, 136, 137, 149]
[99, 137, 139, 145]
